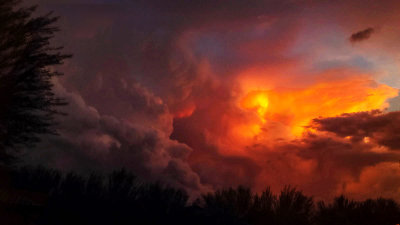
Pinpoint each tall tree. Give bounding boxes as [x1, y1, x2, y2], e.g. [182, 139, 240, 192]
[0, 0, 70, 162]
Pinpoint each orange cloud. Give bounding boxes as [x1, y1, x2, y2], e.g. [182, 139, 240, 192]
[230, 75, 398, 147]
[342, 162, 400, 201]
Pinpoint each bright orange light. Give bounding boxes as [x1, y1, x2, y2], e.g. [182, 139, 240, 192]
[240, 91, 269, 122]
[236, 78, 398, 140]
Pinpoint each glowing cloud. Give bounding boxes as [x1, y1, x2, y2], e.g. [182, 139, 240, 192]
[240, 90, 269, 121]
[236, 77, 398, 141]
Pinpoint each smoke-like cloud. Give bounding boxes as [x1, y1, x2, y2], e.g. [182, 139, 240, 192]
[23, 78, 210, 196]
[21, 0, 400, 201]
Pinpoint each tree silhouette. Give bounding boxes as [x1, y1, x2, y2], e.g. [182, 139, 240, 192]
[316, 195, 358, 225]
[316, 195, 400, 225]
[200, 186, 314, 225]
[5, 166, 400, 225]
[248, 188, 275, 225]
[200, 186, 252, 225]
[0, 0, 70, 161]
[357, 198, 400, 225]
[274, 186, 314, 225]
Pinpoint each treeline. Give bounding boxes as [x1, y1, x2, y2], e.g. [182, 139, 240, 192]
[0, 166, 399, 225]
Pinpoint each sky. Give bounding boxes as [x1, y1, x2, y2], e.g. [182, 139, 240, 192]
[25, 0, 400, 201]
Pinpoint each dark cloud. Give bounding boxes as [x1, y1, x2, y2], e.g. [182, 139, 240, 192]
[311, 110, 400, 150]
[23, 79, 209, 196]
[350, 27, 375, 43]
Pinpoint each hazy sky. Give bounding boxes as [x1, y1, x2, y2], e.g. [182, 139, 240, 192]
[25, 0, 400, 200]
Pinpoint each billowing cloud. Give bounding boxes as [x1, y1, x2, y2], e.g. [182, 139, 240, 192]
[24, 78, 210, 196]
[21, 0, 400, 200]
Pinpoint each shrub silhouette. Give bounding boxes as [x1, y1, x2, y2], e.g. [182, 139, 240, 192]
[274, 186, 314, 225]
[316, 195, 400, 225]
[200, 186, 313, 225]
[5, 166, 400, 225]
[8, 166, 190, 225]
[200, 186, 253, 225]
[248, 188, 275, 225]
[11, 166, 61, 193]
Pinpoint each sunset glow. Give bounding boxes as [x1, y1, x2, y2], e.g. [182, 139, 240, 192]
[24, 0, 400, 204]
[235, 78, 398, 140]
[241, 90, 269, 122]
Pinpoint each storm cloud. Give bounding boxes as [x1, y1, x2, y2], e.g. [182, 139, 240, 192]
[21, 0, 400, 200]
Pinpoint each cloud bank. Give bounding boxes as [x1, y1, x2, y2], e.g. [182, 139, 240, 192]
[22, 0, 400, 200]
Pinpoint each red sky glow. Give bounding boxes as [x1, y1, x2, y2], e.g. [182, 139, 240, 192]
[27, 0, 400, 201]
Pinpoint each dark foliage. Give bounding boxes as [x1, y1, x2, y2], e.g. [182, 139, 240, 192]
[199, 185, 313, 225]
[3, 166, 399, 225]
[0, 0, 70, 160]
[316, 195, 400, 225]
[9, 167, 191, 225]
